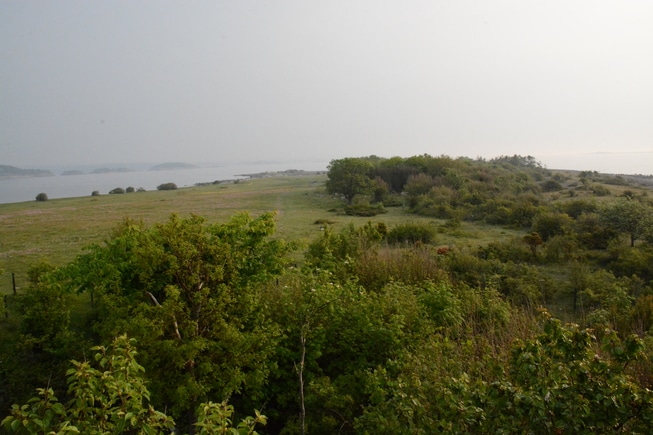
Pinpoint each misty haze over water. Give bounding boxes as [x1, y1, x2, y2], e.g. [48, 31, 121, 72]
[0, 161, 328, 204]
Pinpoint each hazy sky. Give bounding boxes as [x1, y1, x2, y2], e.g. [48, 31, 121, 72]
[1, 1, 652, 172]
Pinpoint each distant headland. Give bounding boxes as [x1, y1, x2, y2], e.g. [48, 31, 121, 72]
[0, 165, 54, 179]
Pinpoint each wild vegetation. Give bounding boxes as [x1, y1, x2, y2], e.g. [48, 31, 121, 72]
[1, 154, 653, 433]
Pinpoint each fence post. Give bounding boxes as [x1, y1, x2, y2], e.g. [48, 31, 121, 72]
[12, 272, 16, 295]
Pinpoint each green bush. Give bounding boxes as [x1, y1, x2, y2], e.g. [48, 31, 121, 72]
[591, 184, 611, 196]
[382, 193, 404, 207]
[344, 203, 386, 216]
[109, 187, 125, 194]
[35, 192, 48, 201]
[541, 179, 563, 192]
[387, 222, 436, 245]
[355, 246, 445, 290]
[91, 190, 100, 196]
[531, 212, 572, 241]
[157, 182, 178, 191]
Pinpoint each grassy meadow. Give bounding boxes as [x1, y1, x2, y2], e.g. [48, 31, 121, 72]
[4, 166, 651, 298]
[0, 174, 521, 296]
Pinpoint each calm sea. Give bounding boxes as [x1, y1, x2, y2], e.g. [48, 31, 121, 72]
[540, 152, 652, 176]
[0, 161, 328, 204]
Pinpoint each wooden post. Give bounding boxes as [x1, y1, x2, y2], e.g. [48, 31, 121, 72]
[12, 273, 16, 295]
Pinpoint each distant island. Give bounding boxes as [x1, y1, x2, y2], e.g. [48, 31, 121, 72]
[0, 165, 54, 179]
[61, 170, 85, 176]
[150, 162, 199, 171]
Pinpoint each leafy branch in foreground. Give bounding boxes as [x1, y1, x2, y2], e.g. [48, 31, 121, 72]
[358, 312, 653, 434]
[1, 335, 266, 435]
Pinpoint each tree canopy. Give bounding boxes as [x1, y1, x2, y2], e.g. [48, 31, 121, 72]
[326, 158, 375, 204]
[601, 198, 653, 247]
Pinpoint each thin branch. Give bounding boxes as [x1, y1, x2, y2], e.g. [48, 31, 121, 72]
[146, 291, 182, 341]
[146, 291, 161, 306]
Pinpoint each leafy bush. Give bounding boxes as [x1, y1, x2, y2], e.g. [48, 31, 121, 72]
[91, 190, 100, 196]
[344, 203, 387, 216]
[109, 187, 125, 194]
[477, 238, 532, 263]
[387, 222, 436, 245]
[125, 186, 135, 193]
[591, 184, 611, 196]
[560, 199, 598, 218]
[58, 212, 291, 426]
[356, 314, 653, 434]
[382, 193, 404, 207]
[541, 179, 563, 192]
[355, 246, 445, 290]
[35, 192, 48, 201]
[531, 212, 572, 241]
[157, 182, 178, 190]
[305, 222, 384, 278]
[1, 336, 267, 434]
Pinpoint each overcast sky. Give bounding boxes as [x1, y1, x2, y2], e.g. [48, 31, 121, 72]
[1, 1, 652, 173]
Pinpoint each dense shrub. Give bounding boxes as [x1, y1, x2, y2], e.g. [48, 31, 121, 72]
[608, 244, 653, 284]
[387, 222, 436, 245]
[356, 246, 446, 291]
[35, 192, 48, 201]
[476, 238, 532, 263]
[157, 182, 177, 191]
[344, 203, 387, 216]
[541, 179, 563, 192]
[440, 249, 504, 289]
[357, 315, 653, 434]
[559, 199, 598, 218]
[591, 184, 611, 196]
[531, 212, 572, 241]
[91, 190, 100, 196]
[574, 212, 618, 249]
[382, 193, 404, 207]
[125, 186, 135, 193]
[109, 187, 125, 194]
[305, 223, 383, 273]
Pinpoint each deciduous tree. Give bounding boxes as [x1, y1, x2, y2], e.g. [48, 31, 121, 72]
[601, 198, 653, 247]
[326, 158, 374, 204]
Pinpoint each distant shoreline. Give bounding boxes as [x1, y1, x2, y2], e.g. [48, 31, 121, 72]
[194, 169, 326, 186]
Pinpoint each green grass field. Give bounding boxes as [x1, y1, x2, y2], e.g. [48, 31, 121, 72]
[0, 174, 523, 295]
